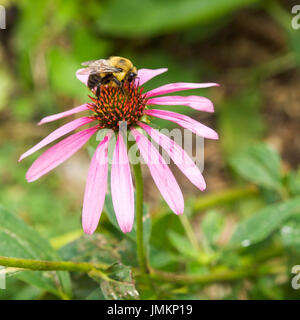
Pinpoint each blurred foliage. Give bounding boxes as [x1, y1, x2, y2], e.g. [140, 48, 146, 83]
[97, 0, 259, 37]
[0, 0, 300, 300]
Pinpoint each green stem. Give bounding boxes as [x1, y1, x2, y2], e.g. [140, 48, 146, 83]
[154, 186, 258, 219]
[179, 215, 200, 251]
[0, 256, 108, 273]
[150, 244, 286, 285]
[150, 264, 284, 285]
[0, 247, 286, 286]
[192, 185, 258, 214]
[132, 161, 148, 274]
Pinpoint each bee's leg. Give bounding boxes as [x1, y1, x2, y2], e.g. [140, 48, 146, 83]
[112, 77, 124, 94]
[112, 77, 122, 87]
[88, 74, 102, 97]
[95, 85, 101, 98]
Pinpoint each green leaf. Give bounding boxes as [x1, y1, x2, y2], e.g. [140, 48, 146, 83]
[151, 211, 184, 252]
[149, 247, 182, 268]
[98, 0, 258, 37]
[97, 263, 139, 300]
[85, 289, 106, 300]
[230, 198, 300, 247]
[201, 210, 225, 248]
[281, 217, 300, 251]
[167, 231, 198, 260]
[59, 233, 122, 266]
[59, 233, 138, 300]
[229, 144, 282, 190]
[286, 170, 300, 197]
[0, 206, 71, 298]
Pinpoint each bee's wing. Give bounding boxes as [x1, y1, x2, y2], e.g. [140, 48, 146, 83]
[76, 67, 99, 75]
[80, 59, 121, 73]
[81, 59, 97, 66]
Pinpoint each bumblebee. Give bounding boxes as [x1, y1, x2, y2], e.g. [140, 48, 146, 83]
[77, 56, 137, 97]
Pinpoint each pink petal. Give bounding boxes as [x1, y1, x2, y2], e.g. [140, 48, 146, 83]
[147, 95, 214, 112]
[82, 133, 112, 235]
[146, 82, 219, 97]
[145, 109, 218, 140]
[136, 68, 168, 86]
[76, 68, 89, 86]
[111, 133, 134, 233]
[19, 117, 94, 162]
[131, 128, 184, 215]
[38, 104, 90, 125]
[26, 126, 98, 182]
[139, 123, 206, 191]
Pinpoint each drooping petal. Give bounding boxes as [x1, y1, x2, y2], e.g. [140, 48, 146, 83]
[145, 109, 218, 140]
[19, 117, 94, 162]
[82, 133, 111, 235]
[136, 68, 168, 86]
[131, 128, 184, 215]
[147, 95, 214, 112]
[26, 126, 98, 182]
[146, 82, 219, 97]
[38, 104, 90, 125]
[76, 68, 89, 86]
[111, 133, 134, 233]
[139, 122, 206, 191]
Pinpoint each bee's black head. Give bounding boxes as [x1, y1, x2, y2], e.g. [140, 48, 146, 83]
[127, 72, 137, 83]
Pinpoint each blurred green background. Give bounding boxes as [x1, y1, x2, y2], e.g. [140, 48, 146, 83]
[0, 0, 300, 300]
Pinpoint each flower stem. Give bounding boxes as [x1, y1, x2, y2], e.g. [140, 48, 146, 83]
[150, 264, 284, 285]
[0, 245, 285, 286]
[0, 256, 108, 272]
[179, 214, 200, 251]
[132, 160, 148, 274]
[192, 185, 258, 214]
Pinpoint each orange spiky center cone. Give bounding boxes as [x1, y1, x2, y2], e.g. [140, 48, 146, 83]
[88, 82, 148, 131]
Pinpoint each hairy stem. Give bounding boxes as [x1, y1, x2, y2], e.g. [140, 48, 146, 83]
[150, 264, 284, 285]
[0, 256, 107, 273]
[0, 247, 285, 286]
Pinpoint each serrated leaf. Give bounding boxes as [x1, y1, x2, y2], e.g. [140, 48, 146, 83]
[230, 198, 300, 247]
[229, 144, 282, 190]
[0, 206, 71, 298]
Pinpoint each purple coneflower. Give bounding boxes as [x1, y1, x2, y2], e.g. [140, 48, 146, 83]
[19, 67, 218, 235]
